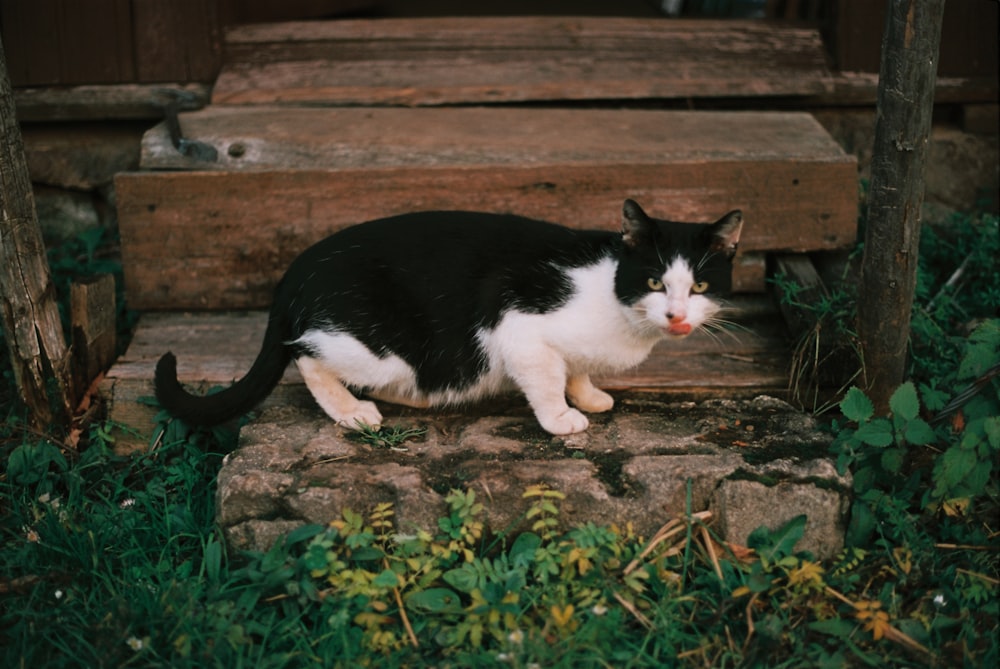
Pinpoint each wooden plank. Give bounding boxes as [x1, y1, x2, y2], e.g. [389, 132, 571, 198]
[140, 106, 854, 171]
[58, 0, 134, 84]
[132, 0, 222, 83]
[812, 71, 998, 107]
[0, 49, 76, 428]
[733, 253, 767, 294]
[70, 274, 117, 394]
[0, 1, 61, 85]
[119, 109, 856, 310]
[117, 163, 856, 310]
[1, 0, 133, 86]
[103, 298, 790, 441]
[212, 17, 833, 106]
[13, 83, 211, 122]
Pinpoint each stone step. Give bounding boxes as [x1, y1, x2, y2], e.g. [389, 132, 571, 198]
[212, 17, 834, 107]
[218, 395, 851, 561]
[116, 107, 856, 311]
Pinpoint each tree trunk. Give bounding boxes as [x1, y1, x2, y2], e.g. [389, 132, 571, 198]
[858, 0, 946, 412]
[0, 36, 75, 429]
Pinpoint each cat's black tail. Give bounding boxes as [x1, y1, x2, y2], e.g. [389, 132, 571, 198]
[154, 311, 293, 427]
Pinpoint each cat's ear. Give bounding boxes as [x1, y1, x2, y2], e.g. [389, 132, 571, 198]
[708, 210, 743, 259]
[621, 199, 654, 249]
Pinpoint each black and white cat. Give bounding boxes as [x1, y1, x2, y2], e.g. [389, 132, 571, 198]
[155, 199, 742, 436]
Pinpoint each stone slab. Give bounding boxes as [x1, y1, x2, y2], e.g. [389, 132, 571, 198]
[218, 394, 850, 560]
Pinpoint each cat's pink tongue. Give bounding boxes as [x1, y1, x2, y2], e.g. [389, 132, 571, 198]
[668, 322, 692, 336]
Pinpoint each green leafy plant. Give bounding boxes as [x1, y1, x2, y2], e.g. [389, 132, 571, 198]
[834, 321, 999, 510]
[912, 211, 1000, 381]
[925, 320, 1000, 508]
[834, 382, 937, 487]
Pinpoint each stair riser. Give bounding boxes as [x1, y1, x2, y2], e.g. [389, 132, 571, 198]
[117, 160, 855, 311]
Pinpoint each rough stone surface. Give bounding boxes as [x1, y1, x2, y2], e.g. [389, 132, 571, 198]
[217, 394, 851, 559]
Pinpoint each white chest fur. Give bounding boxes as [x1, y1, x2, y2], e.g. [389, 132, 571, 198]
[481, 257, 661, 377]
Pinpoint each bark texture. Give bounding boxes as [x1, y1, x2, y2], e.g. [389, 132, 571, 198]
[858, 0, 946, 412]
[0, 36, 74, 427]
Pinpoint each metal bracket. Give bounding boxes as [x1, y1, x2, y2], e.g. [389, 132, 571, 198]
[155, 88, 218, 163]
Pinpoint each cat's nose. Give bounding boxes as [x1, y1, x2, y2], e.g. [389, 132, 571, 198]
[667, 312, 686, 324]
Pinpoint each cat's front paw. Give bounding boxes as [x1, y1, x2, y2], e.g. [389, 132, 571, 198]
[537, 408, 590, 436]
[336, 400, 384, 431]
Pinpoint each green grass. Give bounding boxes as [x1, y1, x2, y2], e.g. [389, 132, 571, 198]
[2, 214, 998, 667]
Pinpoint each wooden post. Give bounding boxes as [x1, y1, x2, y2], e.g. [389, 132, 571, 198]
[858, 0, 946, 412]
[0, 36, 75, 428]
[71, 274, 117, 396]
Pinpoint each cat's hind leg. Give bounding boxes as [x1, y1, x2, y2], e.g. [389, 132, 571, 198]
[566, 374, 614, 413]
[296, 356, 383, 429]
[367, 389, 433, 409]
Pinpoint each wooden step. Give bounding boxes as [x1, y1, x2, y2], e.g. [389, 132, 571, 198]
[212, 17, 833, 106]
[102, 296, 792, 447]
[116, 107, 856, 311]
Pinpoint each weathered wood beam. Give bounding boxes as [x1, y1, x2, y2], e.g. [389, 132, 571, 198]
[213, 17, 834, 106]
[118, 107, 856, 311]
[0, 37, 74, 428]
[70, 274, 117, 395]
[12, 83, 210, 122]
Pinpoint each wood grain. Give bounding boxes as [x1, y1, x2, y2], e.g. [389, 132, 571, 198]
[140, 106, 853, 171]
[132, 0, 221, 84]
[119, 108, 856, 311]
[13, 83, 211, 122]
[70, 274, 117, 393]
[213, 17, 833, 106]
[0, 46, 76, 427]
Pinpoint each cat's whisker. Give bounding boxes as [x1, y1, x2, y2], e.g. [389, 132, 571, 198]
[706, 316, 753, 334]
[696, 249, 720, 271]
[700, 318, 752, 345]
[696, 326, 726, 347]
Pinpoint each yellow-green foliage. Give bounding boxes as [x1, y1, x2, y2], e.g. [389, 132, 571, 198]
[301, 485, 668, 655]
[294, 484, 986, 665]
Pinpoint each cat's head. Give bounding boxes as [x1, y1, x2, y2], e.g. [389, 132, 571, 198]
[615, 199, 743, 339]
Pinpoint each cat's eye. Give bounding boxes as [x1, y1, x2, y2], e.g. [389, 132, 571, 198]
[691, 281, 709, 294]
[647, 278, 664, 291]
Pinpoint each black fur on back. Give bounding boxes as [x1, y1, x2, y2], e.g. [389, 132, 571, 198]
[283, 211, 618, 393]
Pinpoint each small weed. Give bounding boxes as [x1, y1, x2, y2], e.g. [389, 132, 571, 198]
[351, 423, 428, 451]
[770, 267, 862, 412]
